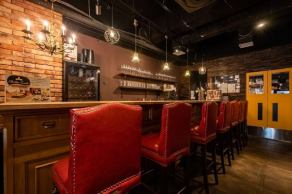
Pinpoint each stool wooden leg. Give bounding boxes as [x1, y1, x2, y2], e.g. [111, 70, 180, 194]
[51, 184, 59, 194]
[182, 156, 190, 194]
[229, 130, 235, 160]
[212, 142, 219, 185]
[160, 166, 168, 194]
[220, 145, 225, 174]
[245, 121, 248, 146]
[219, 135, 226, 174]
[201, 144, 209, 194]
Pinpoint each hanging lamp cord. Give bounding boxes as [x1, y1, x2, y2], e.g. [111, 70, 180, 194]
[165, 35, 168, 62]
[187, 49, 189, 67]
[111, 0, 114, 27]
[134, 20, 137, 52]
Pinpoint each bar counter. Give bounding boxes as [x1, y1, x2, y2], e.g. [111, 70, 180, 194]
[0, 100, 209, 111]
[0, 100, 215, 194]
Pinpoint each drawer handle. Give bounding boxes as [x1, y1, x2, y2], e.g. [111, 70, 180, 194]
[42, 121, 56, 129]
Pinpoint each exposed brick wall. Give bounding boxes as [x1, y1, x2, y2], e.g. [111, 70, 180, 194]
[184, 43, 292, 100]
[0, 0, 63, 103]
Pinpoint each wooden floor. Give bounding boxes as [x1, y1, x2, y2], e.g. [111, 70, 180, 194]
[137, 136, 292, 194]
[208, 136, 292, 194]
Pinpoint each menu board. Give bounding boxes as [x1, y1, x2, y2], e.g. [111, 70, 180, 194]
[5, 75, 50, 103]
[211, 74, 240, 94]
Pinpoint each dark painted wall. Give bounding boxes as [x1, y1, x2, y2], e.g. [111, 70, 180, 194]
[75, 32, 184, 100]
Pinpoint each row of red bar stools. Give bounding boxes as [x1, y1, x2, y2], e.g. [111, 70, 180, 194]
[216, 100, 248, 175]
[51, 101, 248, 194]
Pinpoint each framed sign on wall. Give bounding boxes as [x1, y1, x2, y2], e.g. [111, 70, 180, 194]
[5, 75, 51, 103]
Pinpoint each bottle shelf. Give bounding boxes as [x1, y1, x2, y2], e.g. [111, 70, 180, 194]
[119, 86, 163, 92]
[118, 72, 177, 83]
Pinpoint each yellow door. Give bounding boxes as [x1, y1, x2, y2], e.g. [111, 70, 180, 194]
[267, 68, 292, 130]
[246, 71, 268, 127]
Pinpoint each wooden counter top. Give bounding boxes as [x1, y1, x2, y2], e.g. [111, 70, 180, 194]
[0, 100, 213, 111]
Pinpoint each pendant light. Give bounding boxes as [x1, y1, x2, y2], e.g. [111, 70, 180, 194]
[163, 35, 170, 71]
[199, 54, 207, 75]
[104, 1, 120, 44]
[131, 19, 140, 63]
[184, 49, 190, 77]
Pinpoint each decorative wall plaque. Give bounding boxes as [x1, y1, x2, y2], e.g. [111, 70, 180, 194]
[5, 75, 50, 103]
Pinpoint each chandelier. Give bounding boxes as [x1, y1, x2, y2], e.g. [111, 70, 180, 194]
[199, 55, 207, 75]
[131, 19, 140, 63]
[163, 35, 170, 71]
[22, 0, 76, 55]
[104, 2, 120, 44]
[184, 49, 191, 77]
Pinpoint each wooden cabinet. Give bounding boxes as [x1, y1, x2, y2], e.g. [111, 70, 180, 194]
[1, 110, 70, 194]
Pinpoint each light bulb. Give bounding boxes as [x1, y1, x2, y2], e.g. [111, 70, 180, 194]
[43, 20, 49, 30]
[184, 70, 190, 77]
[71, 33, 76, 43]
[61, 25, 66, 36]
[110, 30, 115, 38]
[199, 66, 206, 75]
[163, 62, 170, 71]
[25, 19, 31, 31]
[256, 21, 267, 29]
[37, 32, 44, 42]
[131, 52, 140, 63]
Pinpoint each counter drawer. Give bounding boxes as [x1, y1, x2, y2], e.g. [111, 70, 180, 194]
[14, 113, 70, 142]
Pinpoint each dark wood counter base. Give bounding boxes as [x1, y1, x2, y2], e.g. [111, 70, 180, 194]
[0, 100, 214, 194]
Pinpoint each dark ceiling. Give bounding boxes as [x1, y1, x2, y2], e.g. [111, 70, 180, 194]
[56, 0, 292, 62]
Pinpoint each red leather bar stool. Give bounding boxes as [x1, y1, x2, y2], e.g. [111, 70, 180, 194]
[216, 101, 232, 174]
[52, 103, 142, 194]
[190, 102, 218, 194]
[141, 102, 192, 194]
[230, 100, 241, 156]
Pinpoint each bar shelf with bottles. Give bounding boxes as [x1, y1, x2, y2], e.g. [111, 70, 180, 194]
[118, 64, 177, 93]
[119, 79, 162, 91]
[119, 64, 177, 83]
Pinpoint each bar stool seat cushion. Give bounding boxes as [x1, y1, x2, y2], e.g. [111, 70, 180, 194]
[190, 125, 216, 144]
[52, 157, 141, 194]
[142, 133, 189, 167]
[52, 157, 69, 194]
[141, 133, 160, 152]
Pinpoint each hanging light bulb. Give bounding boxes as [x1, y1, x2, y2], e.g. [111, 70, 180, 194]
[199, 54, 207, 75]
[163, 62, 170, 71]
[131, 19, 140, 63]
[199, 66, 206, 75]
[184, 48, 190, 77]
[131, 52, 140, 63]
[163, 35, 170, 71]
[184, 69, 190, 77]
[104, 2, 120, 44]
